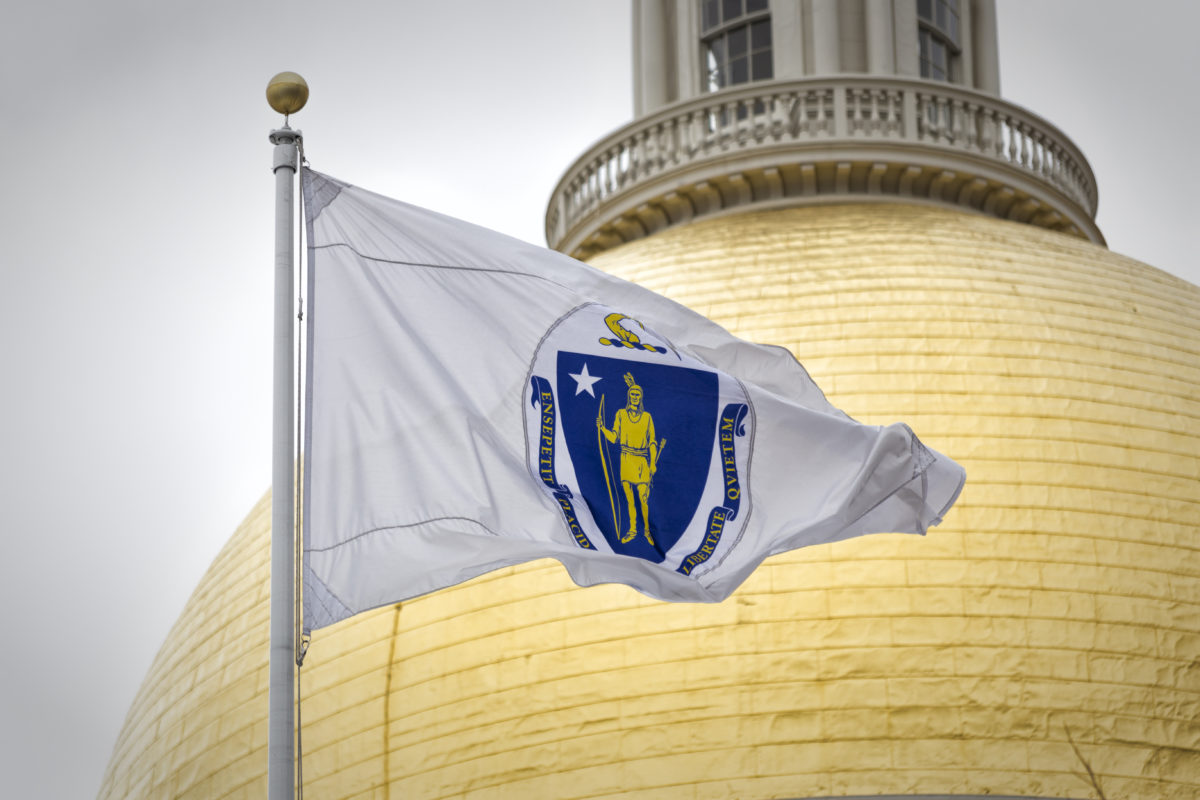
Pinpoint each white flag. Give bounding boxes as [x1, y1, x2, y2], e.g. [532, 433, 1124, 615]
[301, 169, 964, 632]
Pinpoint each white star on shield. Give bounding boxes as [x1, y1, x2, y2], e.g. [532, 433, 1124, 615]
[569, 362, 602, 397]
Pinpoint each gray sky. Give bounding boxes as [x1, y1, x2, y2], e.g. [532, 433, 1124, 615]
[0, 2, 1195, 798]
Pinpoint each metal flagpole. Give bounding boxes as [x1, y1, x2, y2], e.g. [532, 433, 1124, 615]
[266, 71, 308, 800]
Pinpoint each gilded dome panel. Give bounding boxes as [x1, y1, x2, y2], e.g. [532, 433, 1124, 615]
[99, 205, 1200, 800]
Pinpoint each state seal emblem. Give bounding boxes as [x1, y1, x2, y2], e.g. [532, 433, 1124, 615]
[525, 304, 753, 577]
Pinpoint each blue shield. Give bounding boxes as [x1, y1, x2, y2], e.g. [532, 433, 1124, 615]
[557, 351, 718, 561]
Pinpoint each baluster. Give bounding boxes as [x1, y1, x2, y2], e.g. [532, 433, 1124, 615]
[595, 155, 605, 201]
[928, 95, 942, 142]
[1051, 144, 1063, 189]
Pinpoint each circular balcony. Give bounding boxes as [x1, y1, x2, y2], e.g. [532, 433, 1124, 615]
[546, 76, 1102, 258]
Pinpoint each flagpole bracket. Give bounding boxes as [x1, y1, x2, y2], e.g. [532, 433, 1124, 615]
[270, 128, 302, 173]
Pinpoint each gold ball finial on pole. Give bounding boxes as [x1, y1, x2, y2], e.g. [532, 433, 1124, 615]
[266, 71, 309, 117]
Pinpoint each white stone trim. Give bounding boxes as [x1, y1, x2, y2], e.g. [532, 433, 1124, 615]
[545, 76, 1100, 257]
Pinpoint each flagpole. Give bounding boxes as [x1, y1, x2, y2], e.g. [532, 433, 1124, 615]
[266, 72, 308, 800]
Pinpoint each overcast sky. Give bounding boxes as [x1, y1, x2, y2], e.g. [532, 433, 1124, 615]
[0, 2, 1196, 798]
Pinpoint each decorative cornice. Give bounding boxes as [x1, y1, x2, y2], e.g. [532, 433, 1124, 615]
[546, 76, 1102, 258]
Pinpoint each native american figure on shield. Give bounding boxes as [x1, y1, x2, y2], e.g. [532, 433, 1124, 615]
[597, 372, 665, 545]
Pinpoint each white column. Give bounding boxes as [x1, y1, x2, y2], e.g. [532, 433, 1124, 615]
[892, 0, 921, 77]
[958, 0, 974, 85]
[634, 0, 671, 116]
[865, 0, 896, 74]
[810, 0, 841, 75]
[772, 0, 806, 79]
[675, 0, 702, 100]
[971, 0, 1001, 94]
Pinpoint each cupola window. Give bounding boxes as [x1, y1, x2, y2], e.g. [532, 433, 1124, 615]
[701, 0, 772, 92]
[918, 0, 960, 81]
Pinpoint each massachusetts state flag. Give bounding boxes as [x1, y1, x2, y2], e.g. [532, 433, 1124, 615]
[301, 168, 965, 632]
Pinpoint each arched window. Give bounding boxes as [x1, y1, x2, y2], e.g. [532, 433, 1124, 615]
[701, 0, 772, 92]
[918, 0, 960, 81]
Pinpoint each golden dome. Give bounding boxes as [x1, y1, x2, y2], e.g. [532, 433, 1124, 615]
[98, 204, 1200, 799]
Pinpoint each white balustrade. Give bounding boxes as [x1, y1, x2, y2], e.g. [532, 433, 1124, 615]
[547, 76, 1099, 254]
